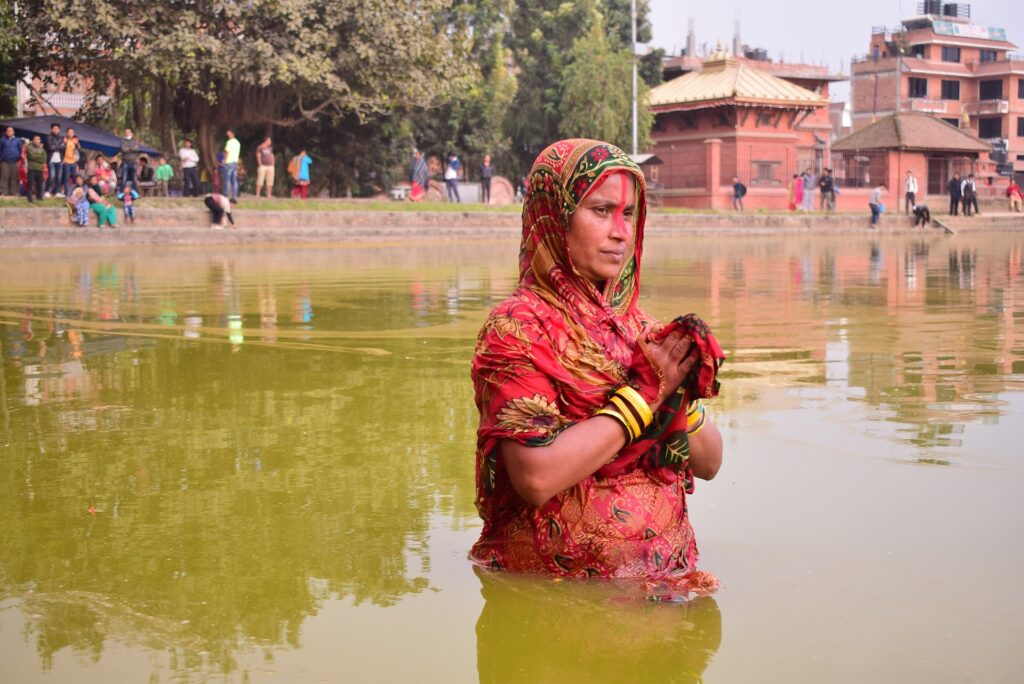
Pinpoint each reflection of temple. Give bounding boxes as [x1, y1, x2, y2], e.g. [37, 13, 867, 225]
[644, 235, 1022, 448]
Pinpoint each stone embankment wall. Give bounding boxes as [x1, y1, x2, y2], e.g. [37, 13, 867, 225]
[0, 206, 1020, 247]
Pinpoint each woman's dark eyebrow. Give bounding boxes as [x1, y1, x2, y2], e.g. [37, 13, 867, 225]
[587, 198, 635, 210]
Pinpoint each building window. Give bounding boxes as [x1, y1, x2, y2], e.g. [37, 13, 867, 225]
[979, 50, 998, 63]
[978, 117, 1002, 139]
[1019, 78, 1024, 99]
[941, 80, 960, 100]
[979, 80, 1004, 100]
[1018, 117, 1024, 137]
[751, 160, 782, 186]
[941, 46, 961, 62]
[909, 45, 927, 58]
[942, 118, 960, 128]
[908, 78, 928, 98]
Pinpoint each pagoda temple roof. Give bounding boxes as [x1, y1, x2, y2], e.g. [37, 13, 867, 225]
[649, 53, 828, 112]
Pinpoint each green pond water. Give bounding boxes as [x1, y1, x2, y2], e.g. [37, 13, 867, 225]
[0, 232, 1022, 683]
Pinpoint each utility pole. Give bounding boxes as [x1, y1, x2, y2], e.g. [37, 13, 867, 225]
[631, 0, 638, 155]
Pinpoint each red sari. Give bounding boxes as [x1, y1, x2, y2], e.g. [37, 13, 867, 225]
[470, 139, 722, 586]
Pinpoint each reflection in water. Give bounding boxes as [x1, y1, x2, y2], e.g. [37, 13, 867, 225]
[475, 570, 721, 683]
[0, 234, 1021, 680]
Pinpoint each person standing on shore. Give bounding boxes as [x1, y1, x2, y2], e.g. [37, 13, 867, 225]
[117, 181, 139, 224]
[155, 156, 174, 197]
[26, 135, 46, 203]
[445, 152, 461, 203]
[44, 123, 65, 198]
[479, 154, 494, 204]
[409, 149, 429, 201]
[118, 128, 140, 191]
[223, 130, 241, 200]
[947, 172, 961, 215]
[255, 137, 275, 198]
[288, 148, 312, 199]
[179, 139, 200, 197]
[1006, 178, 1023, 212]
[62, 128, 83, 197]
[960, 174, 975, 217]
[966, 173, 980, 216]
[801, 168, 816, 211]
[0, 127, 23, 196]
[904, 170, 918, 214]
[869, 183, 885, 226]
[818, 168, 835, 212]
[731, 176, 746, 211]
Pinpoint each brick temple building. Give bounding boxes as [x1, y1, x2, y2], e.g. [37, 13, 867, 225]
[830, 111, 990, 211]
[647, 50, 833, 209]
[850, 1, 1023, 177]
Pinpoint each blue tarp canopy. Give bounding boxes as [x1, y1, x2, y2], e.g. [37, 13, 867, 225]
[0, 115, 161, 158]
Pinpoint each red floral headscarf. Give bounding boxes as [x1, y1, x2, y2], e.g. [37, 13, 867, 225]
[518, 138, 647, 323]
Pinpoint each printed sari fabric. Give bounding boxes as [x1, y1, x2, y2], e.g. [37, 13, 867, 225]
[470, 139, 721, 583]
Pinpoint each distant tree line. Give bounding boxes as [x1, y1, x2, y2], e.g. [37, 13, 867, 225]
[6, 0, 663, 196]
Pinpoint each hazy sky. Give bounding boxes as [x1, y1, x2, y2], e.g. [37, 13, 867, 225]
[648, 0, 1024, 101]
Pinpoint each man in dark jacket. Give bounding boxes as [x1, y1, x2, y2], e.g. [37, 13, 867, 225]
[26, 135, 47, 203]
[947, 173, 961, 215]
[0, 127, 24, 196]
[732, 176, 747, 211]
[44, 123, 66, 197]
[818, 168, 835, 211]
[119, 128, 141, 191]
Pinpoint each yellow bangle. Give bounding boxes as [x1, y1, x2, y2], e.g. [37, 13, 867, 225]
[614, 385, 653, 427]
[595, 405, 634, 443]
[686, 399, 703, 417]
[687, 404, 707, 435]
[608, 395, 642, 440]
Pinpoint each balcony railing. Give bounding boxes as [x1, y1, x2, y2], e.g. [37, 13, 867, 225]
[963, 99, 1010, 115]
[908, 97, 950, 113]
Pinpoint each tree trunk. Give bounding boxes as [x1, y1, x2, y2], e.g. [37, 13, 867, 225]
[197, 118, 217, 191]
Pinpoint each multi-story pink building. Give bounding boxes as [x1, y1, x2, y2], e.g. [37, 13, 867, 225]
[850, 1, 1022, 176]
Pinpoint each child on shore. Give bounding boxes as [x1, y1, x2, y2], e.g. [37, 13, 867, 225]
[155, 156, 173, 196]
[118, 181, 139, 224]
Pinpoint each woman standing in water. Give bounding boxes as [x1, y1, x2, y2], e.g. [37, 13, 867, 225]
[470, 139, 724, 591]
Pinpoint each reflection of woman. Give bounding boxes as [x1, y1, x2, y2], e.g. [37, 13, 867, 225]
[476, 571, 722, 683]
[470, 139, 724, 586]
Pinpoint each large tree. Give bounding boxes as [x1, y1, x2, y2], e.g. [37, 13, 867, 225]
[13, 0, 473, 174]
[0, 2, 23, 116]
[503, 0, 656, 173]
[558, 17, 652, 152]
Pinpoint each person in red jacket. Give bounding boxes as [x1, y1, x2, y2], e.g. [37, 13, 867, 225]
[1007, 179, 1023, 213]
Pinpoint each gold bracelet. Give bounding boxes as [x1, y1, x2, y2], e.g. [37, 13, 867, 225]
[595, 405, 635, 443]
[615, 385, 654, 427]
[686, 399, 703, 417]
[608, 395, 642, 440]
[686, 404, 707, 435]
